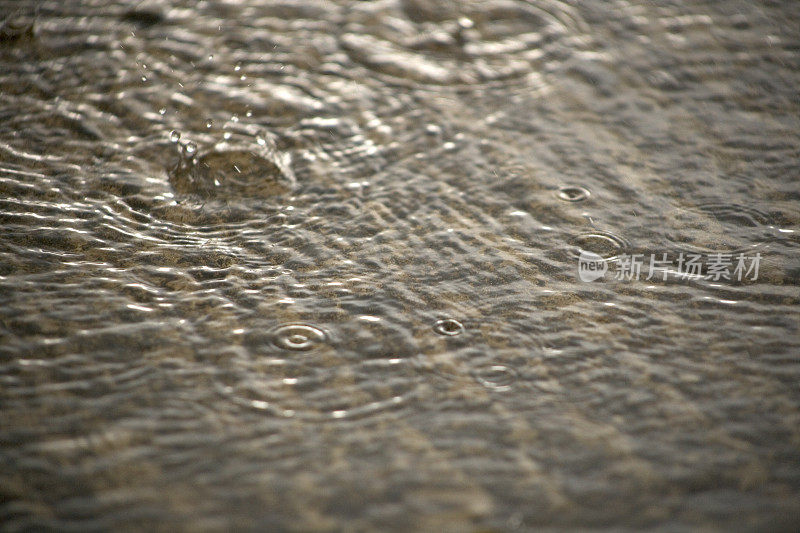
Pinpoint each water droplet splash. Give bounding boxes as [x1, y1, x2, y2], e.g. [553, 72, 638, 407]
[0, 15, 35, 43]
[167, 133, 295, 199]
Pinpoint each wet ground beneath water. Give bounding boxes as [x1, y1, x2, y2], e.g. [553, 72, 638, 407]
[1, 0, 800, 531]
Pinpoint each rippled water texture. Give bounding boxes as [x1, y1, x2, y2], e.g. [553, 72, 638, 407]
[2, 0, 800, 530]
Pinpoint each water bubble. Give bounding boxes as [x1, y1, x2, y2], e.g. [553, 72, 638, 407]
[472, 364, 517, 391]
[272, 324, 326, 351]
[206, 119, 213, 129]
[184, 141, 197, 156]
[256, 136, 266, 146]
[246, 111, 252, 118]
[457, 17, 474, 30]
[556, 185, 591, 202]
[433, 318, 464, 336]
[231, 115, 239, 123]
[234, 63, 241, 72]
[159, 108, 166, 116]
[169, 130, 181, 143]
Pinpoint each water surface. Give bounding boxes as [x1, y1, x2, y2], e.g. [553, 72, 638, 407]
[1, 0, 800, 530]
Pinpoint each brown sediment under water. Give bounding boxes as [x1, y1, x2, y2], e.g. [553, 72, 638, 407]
[1, 0, 799, 530]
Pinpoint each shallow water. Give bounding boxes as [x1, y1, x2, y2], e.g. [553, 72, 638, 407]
[1, 0, 799, 530]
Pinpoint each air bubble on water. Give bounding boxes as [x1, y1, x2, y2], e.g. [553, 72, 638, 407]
[231, 114, 239, 123]
[223, 132, 232, 140]
[246, 111, 252, 118]
[206, 119, 213, 128]
[159, 108, 166, 115]
[234, 63, 241, 72]
[184, 141, 197, 156]
[458, 17, 474, 30]
[208, 54, 214, 61]
[256, 136, 266, 146]
[169, 130, 181, 143]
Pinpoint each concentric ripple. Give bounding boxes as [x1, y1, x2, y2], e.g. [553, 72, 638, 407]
[217, 355, 424, 421]
[569, 230, 630, 260]
[471, 364, 518, 391]
[2, 0, 800, 529]
[661, 203, 777, 253]
[433, 318, 465, 336]
[341, 0, 589, 86]
[271, 324, 327, 351]
[556, 185, 591, 202]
